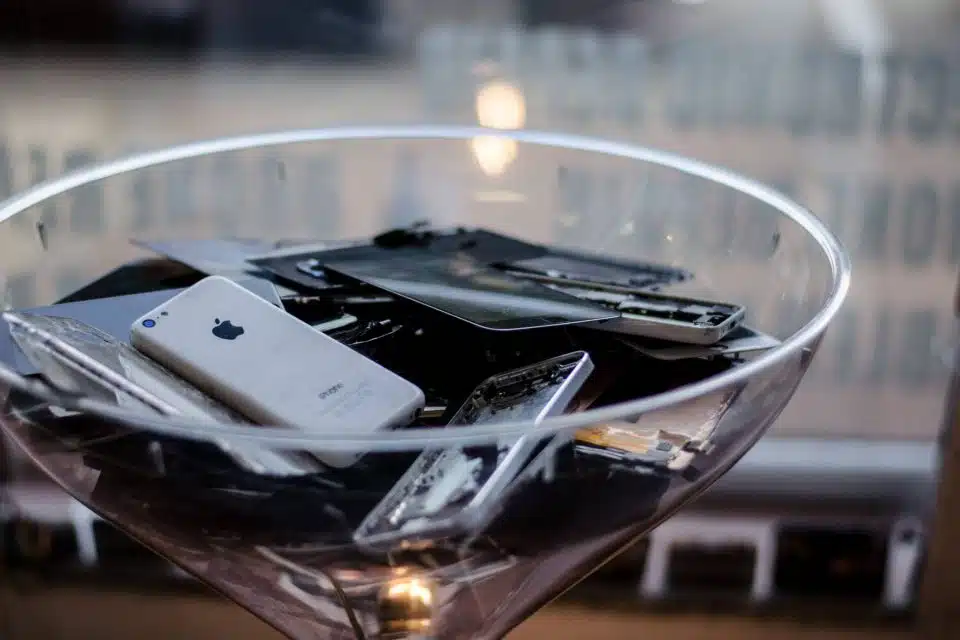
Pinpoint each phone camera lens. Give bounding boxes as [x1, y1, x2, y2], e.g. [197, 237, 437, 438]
[142, 319, 156, 328]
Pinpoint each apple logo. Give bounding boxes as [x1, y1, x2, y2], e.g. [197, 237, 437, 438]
[212, 318, 244, 340]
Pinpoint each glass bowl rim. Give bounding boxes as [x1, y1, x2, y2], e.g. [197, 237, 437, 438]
[0, 125, 851, 452]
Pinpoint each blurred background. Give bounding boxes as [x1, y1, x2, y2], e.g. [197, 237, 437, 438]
[0, 0, 956, 637]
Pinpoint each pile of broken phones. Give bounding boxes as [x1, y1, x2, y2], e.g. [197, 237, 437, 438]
[0, 222, 779, 557]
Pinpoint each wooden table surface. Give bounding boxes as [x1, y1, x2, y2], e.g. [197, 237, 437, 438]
[0, 587, 915, 640]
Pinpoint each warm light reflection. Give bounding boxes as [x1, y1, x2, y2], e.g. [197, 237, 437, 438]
[378, 576, 435, 634]
[472, 80, 526, 177]
[476, 81, 526, 129]
[385, 578, 434, 607]
[471, 135, 518, 177]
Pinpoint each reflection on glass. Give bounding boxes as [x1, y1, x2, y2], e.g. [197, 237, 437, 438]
[471, 136, 518, 178]
[472, 81, 526, 177]
[476, 81, 526, 129]
[378, 576, 435, 635]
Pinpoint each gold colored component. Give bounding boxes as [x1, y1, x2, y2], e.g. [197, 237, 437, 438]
[575, 422, 657, 454]
[378, 576, 435, 635]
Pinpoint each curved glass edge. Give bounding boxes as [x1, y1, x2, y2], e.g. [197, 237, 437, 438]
[0, 126, 852, 451]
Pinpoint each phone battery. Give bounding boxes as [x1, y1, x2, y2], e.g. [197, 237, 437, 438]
[353, 351, 594, 549]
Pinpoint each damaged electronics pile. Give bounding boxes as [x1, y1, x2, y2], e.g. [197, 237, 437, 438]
[0, 222, 780, 567]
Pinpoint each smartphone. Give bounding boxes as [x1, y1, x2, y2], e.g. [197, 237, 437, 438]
[246, 227, 548, 294]
[248, 224, 695, 296]
[1, 288, 189, 376]
[619, 324, 780, 361]
[131, 237, 305, 298]
[353, 351, 594, 549]
[130, 276, 426, 468]
[5, 312, 323, 477]
[56, 259, 200, 303]
[497, 251, 692, 291]
[132, 237, 279, 275]
[324, 253, 618, 332]
[1, 275, 291, 377]
[548, 283, 745, 345]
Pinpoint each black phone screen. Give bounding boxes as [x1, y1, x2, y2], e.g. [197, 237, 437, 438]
[324, 253, 618, 331]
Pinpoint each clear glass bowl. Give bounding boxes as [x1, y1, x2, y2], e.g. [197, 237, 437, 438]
[0, 126, 849, 639]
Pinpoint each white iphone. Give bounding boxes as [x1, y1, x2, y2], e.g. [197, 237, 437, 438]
[130, 275, 425, 467]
